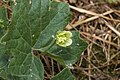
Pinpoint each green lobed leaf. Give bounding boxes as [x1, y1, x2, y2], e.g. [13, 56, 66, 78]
[1, 0, 71, 79]
[51, 68, 75, 80]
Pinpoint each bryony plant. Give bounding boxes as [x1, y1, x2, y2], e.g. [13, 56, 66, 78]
[0, 0, 87, 80]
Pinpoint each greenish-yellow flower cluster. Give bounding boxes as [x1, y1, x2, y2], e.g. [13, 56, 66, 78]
[56, 31, 72, 47]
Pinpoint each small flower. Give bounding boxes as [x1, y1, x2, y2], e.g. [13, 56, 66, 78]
[56, 31, 72, 47]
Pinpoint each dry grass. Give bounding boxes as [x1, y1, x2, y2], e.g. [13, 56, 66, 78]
[41, 0, 120, 80]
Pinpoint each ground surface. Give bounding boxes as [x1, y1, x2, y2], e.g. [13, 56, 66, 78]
[41, 0, 120, 80]
[1, 0, 120, 80]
